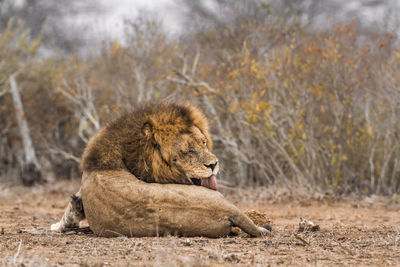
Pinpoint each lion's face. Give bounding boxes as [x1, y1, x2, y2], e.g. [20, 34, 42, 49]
[148, 124, 219, 190]
[170, 126, 219, 190]
[84, 102, 220, 190]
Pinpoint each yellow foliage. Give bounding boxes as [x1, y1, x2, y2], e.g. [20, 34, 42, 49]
[4, 16, 395, 194]
[111, 42, 121, 55]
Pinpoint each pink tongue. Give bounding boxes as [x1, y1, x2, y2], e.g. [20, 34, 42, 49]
[201, 175, 218, 191]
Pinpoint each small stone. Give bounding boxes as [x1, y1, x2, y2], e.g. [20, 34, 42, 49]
[298, 217, 320, 232]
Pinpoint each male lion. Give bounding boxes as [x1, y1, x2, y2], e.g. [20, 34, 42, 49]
[51, 102, 269, 237]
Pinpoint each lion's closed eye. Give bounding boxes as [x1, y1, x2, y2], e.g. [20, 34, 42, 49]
[180, 148, 196, 155]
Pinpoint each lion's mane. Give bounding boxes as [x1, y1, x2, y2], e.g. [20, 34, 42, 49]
[80, 102, 212, 184]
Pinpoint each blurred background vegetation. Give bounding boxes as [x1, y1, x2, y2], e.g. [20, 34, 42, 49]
[1, 0, 400, 195]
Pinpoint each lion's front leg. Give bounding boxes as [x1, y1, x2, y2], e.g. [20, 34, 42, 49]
[51, 189, 85, 232]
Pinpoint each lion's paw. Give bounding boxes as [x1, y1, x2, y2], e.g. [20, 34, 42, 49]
[50, 222, 64, 232]
[258, 226, 271, 236]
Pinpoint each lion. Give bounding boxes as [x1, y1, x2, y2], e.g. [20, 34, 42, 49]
[51, 102, 269, 237]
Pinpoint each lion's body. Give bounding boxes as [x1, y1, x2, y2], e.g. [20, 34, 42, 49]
[51, 102, 269, 237]
[82, 170, 265, 237]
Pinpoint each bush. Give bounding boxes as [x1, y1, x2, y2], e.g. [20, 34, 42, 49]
[1, 12, 400, 195]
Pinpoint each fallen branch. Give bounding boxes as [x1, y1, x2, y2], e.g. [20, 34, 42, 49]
[294, 233, 310, 246]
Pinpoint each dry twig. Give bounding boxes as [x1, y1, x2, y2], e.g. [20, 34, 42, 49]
[294, 233, 310, 246]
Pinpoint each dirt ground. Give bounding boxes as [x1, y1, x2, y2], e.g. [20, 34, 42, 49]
[1, 180, 399, 266]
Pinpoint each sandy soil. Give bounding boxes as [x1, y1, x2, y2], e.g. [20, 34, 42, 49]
[1, 181, 399, 266]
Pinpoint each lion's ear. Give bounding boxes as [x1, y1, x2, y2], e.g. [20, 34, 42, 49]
[143, 121, 161, 149]
[143, 122, 153, 138]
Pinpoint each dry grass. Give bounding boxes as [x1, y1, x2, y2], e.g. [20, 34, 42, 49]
[1, 181, 399, 266]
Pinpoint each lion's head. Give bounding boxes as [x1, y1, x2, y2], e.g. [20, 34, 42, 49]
[80, 102, 219, 190]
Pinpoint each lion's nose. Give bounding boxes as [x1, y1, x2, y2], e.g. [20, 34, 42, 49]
[205, 161, 218, 171]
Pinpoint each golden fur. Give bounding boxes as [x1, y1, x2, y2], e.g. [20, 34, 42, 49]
[80, 102, 218, 184]
[81, 170, 269, 237]
[51, 102, 269, 237]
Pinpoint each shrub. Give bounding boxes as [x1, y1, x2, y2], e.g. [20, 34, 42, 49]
[1, 13, 400, 195]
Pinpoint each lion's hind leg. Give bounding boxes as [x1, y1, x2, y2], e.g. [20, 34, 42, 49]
[51, 189, 85, 232]
[229, 211, 271, 237]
